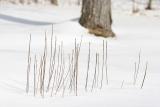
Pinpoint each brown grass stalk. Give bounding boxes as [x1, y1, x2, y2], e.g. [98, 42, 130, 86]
[141, 62, 148, 89]
[85, 42, 90, 91]
[26, 34, 32, 93]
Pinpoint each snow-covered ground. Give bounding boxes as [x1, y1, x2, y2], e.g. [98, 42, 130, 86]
[0, 1, 160, 107]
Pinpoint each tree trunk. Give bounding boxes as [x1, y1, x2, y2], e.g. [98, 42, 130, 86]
[146, 0, 152, 10]
[51, 0, 58, 5]
[79, 0, 115, 37]
[132, 0, 139, 13]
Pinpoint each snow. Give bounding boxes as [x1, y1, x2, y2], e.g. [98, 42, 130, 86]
[0, 1, 160, 107]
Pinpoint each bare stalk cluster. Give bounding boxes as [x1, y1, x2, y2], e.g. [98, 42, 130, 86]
[26, 26, 149, 97]
[26, 32, 110, 97]
[133, 50, 148, 89]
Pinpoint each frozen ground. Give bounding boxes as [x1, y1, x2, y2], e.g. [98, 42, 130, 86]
[0, 1, 160, 107]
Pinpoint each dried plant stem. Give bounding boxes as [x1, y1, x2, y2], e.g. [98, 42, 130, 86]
[55, 42, 66, 95]
[36, 57, 43, 94]
[100, 40, 105, 89]
[105, 41, 108, 84]
[75, 38, 82, 96]
[69, 50, 74, 93]
[74, 39, 78, 95]
[59, 54, 71, 95]
[96, 54, 100, 87]
[34, 55, 37, 96]
[134, 50, 141, 85]
[85, 42, 90, 91]
[141, 62, 148, 89]
[133, 62, 137, 85]
[47, 36, 57, 92]
[46, 26, 55, 92]
[41, 34, 47, 97]
[51, 45, 61, 96]
[121, 80, 124, 89]
[91, 53, 98, 92]
[26, 34, 32, 93]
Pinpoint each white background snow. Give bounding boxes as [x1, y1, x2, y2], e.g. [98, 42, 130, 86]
[0, 0, 160, 107]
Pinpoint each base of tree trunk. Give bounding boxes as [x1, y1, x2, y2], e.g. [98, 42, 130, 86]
[146, 0, 152, 10]
[51, 0, 58, 5]
[79, 20, 115, 38]
[145, 7, 152, 10]
[132, 9, 139, 13]
[89, 28, 115, 38]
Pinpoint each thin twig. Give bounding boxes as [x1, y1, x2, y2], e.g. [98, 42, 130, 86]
[91, 53, 98, 92]
[26, 34, 32, 93]
[34, 55, 37, 96]
[121, 80, 124, 89]
[85, 42, 90, 91]
[133, 62, 137, 85]
[105, 41, 108, 84]
[135, 50, 141, 84]
[141, 62, 148, 89]
[100, 40, 105, 89]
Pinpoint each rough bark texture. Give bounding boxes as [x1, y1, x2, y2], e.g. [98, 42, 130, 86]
[79, 0, 115, 37]
[51, 0, 58, 5]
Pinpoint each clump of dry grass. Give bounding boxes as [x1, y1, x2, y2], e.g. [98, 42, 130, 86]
[26, 25, 149, 97]
[26, 34, 110, 97]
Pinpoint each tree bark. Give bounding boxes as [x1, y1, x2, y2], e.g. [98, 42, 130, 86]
[146, 0, 152, 10]
[79, 0, 115, 37]
[51, 0, 58, 5]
